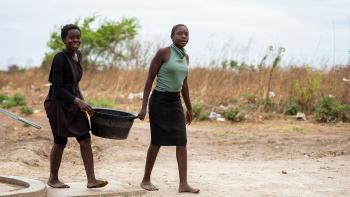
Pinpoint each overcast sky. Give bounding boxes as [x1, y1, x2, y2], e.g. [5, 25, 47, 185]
[0, 0, 349, 69]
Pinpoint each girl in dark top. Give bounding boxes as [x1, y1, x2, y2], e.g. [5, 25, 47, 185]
[44, 24, 108, 188]
[138, 24, 199, 193]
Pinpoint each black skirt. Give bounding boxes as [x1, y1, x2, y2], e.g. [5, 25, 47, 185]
[149, 90, 187, 146]
[44, 85, 90, 137]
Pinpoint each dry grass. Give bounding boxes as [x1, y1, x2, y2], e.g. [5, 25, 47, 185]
[189, 66, 350, 107]
[0, 65, 349, 114]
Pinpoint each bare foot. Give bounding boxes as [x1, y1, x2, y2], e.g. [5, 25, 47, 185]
[47, 179, 70, 188]
[179, 183, 200, 193]
[140, 180, 159, 191]
[87, 179, 108, 188]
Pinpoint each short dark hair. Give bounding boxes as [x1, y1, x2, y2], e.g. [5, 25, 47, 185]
[61, 24, 81, 40]
[171, 24, 187, 37]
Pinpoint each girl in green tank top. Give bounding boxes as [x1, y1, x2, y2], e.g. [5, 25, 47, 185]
[137, 24, 200, 194]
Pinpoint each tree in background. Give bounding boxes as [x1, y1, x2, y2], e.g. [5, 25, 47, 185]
[42, 16, 139, 70]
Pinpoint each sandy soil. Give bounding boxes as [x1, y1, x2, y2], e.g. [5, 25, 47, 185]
[0, 111, 350, 196]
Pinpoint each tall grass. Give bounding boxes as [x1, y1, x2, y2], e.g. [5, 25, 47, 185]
[0, 65, 349, 115]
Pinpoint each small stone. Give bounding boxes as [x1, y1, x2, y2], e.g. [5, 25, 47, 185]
[128, 92, 143, 100]
[268, 91, 276, 98]
[217, 117, 225, 122]
[296, 112, 306, 121]
[282, 170, 287, 174]
[303, 153, 310, 158]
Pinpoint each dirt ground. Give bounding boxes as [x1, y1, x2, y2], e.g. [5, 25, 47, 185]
[0, 108, 349, 197]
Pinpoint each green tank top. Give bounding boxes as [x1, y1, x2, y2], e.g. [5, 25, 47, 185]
[155, 44, 189, 92]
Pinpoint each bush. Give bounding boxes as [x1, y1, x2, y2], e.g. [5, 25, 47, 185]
[20, 106, 33, 115]
[314, 96, 349, 123]
[291, 69, 322, 112]
[0, 93, 27, 108]
[223, 108, 245, 122]
[7, 64, 25, 73]
[259, 99, 275, 111]
[0, 93, 9, 103]
[197, 111, 210, 120]
[0, 98, 17, 109]
[242, 93, 257, 104]
[284, 98, 301, 116]
[87, 98, 115, 108]
[192, 101, 210, 120]
[13, 93, 26, 106]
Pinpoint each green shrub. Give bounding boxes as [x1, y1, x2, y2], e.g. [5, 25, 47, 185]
[192, 101, 209, 120]
[198, 111, 210, 120]
[259, 99, 275, 111]
[192, 101, 203, 117]
[0, 98, 17, 109]
[87, 98, 115, 108]
[0, 93, 8, 103]
[291, 70, 322, 112]
[0, 93, 27, 109]
[223, 108, 245, 122]
[20, 106, 33, 115]
[242, 93, 257, 104]
[314, 96, 349, 123]
[13, 93, 26, 106]
[284, 98, 301, 116]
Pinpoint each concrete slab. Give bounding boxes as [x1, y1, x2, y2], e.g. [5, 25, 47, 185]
[0, 182, 24, 193]
[46, 180, 146, 197]
[0, 176, 46, 197]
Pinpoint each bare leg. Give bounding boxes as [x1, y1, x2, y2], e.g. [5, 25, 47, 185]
[140, 145, 160, 191]
[48, 144, 70, 188]
[176, 146, 199, 193]
[79, 138, 108, 188]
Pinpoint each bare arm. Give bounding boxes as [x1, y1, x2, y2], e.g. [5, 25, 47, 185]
[181, 77, 193, 124]
[181, 77, 192, 111]
[138, 48, 169, 120]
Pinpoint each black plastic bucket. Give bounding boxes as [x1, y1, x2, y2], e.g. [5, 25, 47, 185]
[91, 108, 137, 139]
